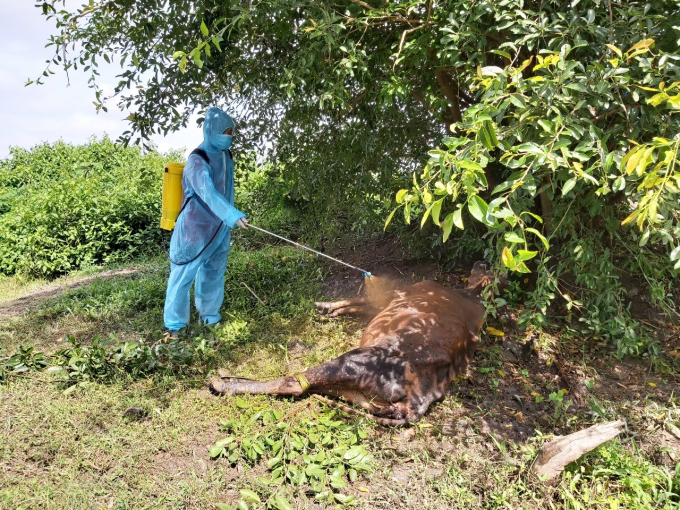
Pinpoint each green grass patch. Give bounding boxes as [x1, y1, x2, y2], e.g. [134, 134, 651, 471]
[0, 246, 327, 384]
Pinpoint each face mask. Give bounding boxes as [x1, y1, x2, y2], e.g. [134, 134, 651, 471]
[212, 134, 232, 151]
[203, 107, 235, 152]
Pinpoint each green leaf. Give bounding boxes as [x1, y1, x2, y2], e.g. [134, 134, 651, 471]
[516, 143, 544, 155]
[521, 211, 543, 224]
[671, 246, 680, 262]
[209, 445, 225, 459]
[343, 445, 364, 460]
[200, 20, 209, 36]
[442, 212, 454, 243]
[421, 203, 433, 228]
[510, 94, 526, 108]
[216, 504, 234, 510]
[305, 464, 326, 478]
[612, 175, 626, 192]
[384, 206, 400, 231]
[237, 501, 249, 510]
[562, 178, 576, 195]
[504, 231, 524, 243]
[564, 83, 588, 93]
[516, 261, 531, 273]
[517, 250, 538, 261]
[458, 160, 483, 171]
[431, 198, 444, 226]
[396, 189, 408, 203]
[273, 496, 293, 510]
[525, 228, 549, 249]
[453, 208, 464, 230]
[334, 493, 355, 504]
[63, 384, 78, 396]
[478, 121, 498, 150]
[239, 490, 261, 504]
[235, 397, 249, 409]
[537, 119, 553, 133]
[468, 196, 488, 223]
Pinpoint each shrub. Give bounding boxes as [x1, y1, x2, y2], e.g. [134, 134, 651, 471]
[0, 137, 182, 277]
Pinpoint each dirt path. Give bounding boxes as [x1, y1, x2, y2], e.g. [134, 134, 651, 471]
[0, 268, 139, 321]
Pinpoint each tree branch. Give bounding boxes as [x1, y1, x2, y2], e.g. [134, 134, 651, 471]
[434, 68, 462, 123]
[348, 0, 375, 10]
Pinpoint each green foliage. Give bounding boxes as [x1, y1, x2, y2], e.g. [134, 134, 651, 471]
[235, 150, 392, 249]
[0, 138, 181, 277]
[562, 441, 680, 509]
[211, 406, 372, 508]
[548, 389, 574, 425]
[0, 331, 234, 388]
[0, 345, 48, 382]
[386, 8, 680, 355]
[234, 153, 305, 240]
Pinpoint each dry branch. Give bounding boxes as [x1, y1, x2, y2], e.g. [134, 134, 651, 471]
[533, 420, 625, 482]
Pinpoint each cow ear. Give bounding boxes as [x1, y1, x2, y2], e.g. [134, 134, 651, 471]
[471, 261, 488, 272]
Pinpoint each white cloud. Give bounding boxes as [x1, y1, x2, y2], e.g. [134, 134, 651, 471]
[0, 2, 200, 158]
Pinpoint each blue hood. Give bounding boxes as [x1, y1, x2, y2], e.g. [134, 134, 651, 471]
[203, 107, 235, 152]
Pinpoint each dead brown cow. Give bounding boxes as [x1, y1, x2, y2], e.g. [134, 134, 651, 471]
[210, 262, 504, 426]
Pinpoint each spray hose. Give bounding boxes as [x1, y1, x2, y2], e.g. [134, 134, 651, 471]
[248, 224, 372, 278]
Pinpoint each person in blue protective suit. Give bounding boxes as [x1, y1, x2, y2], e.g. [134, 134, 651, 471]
[164, 107, 248, 337]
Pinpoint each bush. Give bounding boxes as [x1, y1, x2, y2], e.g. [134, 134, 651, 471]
[393, 30, 680, 356]
[0, 137, 182, 277]
[234, 151, 393, 251]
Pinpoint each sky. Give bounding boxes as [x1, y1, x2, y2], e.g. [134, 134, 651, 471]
[0, 2, 202, 159]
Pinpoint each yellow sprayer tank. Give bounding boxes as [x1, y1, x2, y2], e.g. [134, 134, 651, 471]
[160, 162, 185, 230]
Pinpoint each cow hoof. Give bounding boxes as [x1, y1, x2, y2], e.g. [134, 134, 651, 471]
[209, 376, 231, 395]
[314, 302, 332, 314]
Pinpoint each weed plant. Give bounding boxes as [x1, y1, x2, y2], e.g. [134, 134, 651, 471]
[211, 406, 373, 509]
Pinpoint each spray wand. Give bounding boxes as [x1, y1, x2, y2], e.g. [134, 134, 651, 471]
[248, 224, 372, 278]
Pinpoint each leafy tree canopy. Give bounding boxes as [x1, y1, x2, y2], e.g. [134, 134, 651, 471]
[34, 0, 680, 354]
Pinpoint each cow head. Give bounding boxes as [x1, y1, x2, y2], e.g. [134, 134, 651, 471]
[466, 261, 508, 294]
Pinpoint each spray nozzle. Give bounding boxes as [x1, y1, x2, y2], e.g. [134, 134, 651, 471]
[363, 272, 373, 279]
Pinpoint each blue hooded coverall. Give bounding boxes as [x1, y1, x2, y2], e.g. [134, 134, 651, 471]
[164, 107, 246, 331]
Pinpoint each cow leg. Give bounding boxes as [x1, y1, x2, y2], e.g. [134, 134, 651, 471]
[211, 346, 410, 422]
[315, 297, 369, 316]
[210, 375, 304, 396]
[327, 305, 367, 318]
[326, 388, 409, 420]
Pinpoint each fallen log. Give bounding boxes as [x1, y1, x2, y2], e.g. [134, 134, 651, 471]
[533, 420, 625, 482]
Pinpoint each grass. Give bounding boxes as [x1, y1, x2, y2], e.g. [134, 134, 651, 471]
[1, 245, 680, 509]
